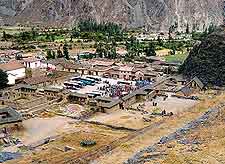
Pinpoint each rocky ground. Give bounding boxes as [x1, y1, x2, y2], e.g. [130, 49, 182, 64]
[125, 103, 225, 164]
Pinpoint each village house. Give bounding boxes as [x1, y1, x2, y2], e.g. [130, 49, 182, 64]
[43, 87, 63, 98]
[97, 99, 121, 113]
[168, 75, 187, 86]
[104, 65, 158, 81]
[67, 92, 88, 105]
[176, 86, 193, 97]
[87, 59, 116, 68]
[43, 58, 66, 70]
[45, 58, 118, 77]
[0, 61, 26, 85]
[23, 76, 51, 87]
[187, 77, 205, 91]
[0, 107, 23, 131]
[21, 58, 41, 69]
[176, 77, 205, 97]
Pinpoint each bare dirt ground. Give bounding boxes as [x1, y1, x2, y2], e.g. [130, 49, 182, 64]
[16, 116, 74, 145]
[5, 91, 223, 164]
[94, 92, 225, 164]
[88, 109, 157, 130]
[3, 116, 74, 153]
[132, 94, 197, 114]
[8, 123, 128, 164]
[88, 94, 197, 130]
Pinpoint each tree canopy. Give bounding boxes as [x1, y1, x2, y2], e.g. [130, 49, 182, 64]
[145, 43, 156, 56]
[0, 70, 8, 89]
[77, 19, 123, 36]
[63, 44, 69, 60]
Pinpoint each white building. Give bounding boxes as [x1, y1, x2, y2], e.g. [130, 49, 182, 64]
[22, 58, 41, 69]
[0, 62, 26, 85]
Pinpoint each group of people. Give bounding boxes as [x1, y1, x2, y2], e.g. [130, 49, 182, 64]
[135, 80, 152, 89]
[98, 82, 136, 98]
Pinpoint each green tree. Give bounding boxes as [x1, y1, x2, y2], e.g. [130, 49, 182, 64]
[52, 51, 56, 59]
[31, 27, 38, 40]
[208, 24, 216, 34]
[0, 69, 8, 89]
[170, 46, 176, 55]
[186, 23, 190, 34]
[57, 49, 64, 58]
[50, 34, 55, 42]
[2, 31, 7, 41]
[145, 43, 156, 56]
[63, 44, 69, 60]
[111, 47, 117, 59]
[96, 42, 105, 58]
[46, 33, 50, 41]
[126, 36, 141, 57]
[157, 36, 163, 47]
[46, 49, 53, 60]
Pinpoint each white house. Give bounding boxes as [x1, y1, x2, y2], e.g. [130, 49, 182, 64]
[22, 58, 41, 69]
[0, 61, 26, 85]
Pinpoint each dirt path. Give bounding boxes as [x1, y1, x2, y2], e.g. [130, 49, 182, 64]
[93, 94, 225, 164]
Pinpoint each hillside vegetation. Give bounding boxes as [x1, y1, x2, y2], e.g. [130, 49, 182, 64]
[180, 27, 225, 86]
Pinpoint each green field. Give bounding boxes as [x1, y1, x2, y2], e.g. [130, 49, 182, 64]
[164, 53, 188, 63]
[0, 26, 31, 36]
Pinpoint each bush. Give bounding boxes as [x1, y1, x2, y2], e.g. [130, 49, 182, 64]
[80, 140, 96, 147]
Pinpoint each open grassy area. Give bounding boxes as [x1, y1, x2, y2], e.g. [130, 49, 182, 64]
[164, 53, 188, 63]
[0, 26, 31, 36]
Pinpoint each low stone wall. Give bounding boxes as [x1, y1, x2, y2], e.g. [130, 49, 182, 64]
[84, 121, 137, 131]
[19, 97, 47, 110]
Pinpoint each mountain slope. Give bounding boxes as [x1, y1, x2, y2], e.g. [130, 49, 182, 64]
[180, 27, 225, 86]
[0, 0, 223, 31]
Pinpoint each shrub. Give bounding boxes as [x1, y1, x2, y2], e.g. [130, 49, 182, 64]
[80, 140, 96, 147]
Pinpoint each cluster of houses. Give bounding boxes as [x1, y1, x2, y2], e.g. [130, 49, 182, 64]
[43, 58, 173, 82]
[136, 32, 192, 42]
[0, 48, 207, 133]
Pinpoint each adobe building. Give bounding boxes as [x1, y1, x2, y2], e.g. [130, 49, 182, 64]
[0, 107, 23, 131]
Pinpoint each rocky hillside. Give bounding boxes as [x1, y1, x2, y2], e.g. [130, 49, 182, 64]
[0, 0, 223, 31]
[180, 27, 225, 86]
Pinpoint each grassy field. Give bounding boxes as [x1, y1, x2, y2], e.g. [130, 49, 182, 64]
[164, 53, 188, 63]
[0, 26, 31, 36]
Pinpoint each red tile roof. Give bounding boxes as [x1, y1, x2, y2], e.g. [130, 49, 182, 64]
[0, 61, 25, 71]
